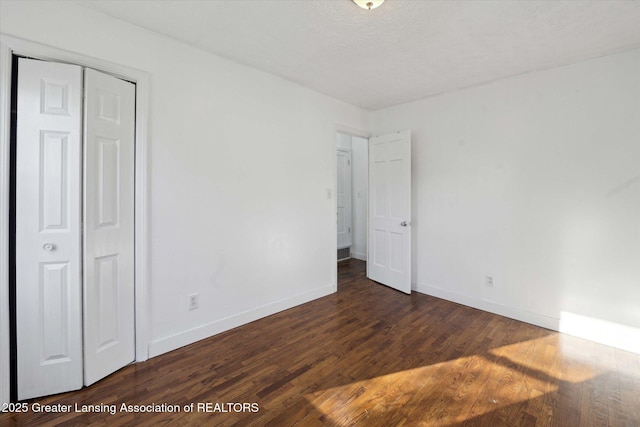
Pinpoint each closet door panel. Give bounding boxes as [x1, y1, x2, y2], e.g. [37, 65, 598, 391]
[83, 68, 136, 386]
[16, 58, 83, 400]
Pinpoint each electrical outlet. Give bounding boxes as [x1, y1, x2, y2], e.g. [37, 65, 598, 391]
[486, 276, 494, 287]
[188, 293, 199, 310]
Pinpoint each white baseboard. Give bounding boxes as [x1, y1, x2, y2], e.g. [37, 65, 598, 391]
[351, 251, 366, 261]
[413, 281, 559, 331]
[148, 283, 336, 358]
[148, 279, 640, 359]
[413, 282, 640, 355]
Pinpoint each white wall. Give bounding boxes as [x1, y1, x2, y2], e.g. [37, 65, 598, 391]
[351, 136, 368, 260]
[371, 48, 640, 353]
[0, 1, 369, 363]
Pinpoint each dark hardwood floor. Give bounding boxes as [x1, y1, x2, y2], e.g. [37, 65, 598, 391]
[2, 259, 639, 426]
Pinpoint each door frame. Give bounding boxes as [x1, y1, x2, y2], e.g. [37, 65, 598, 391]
[332, 125, 370, 288]
[0, 34, 151, 404]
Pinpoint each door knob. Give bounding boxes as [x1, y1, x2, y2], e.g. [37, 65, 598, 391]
[400, 221, 408, 227]
[43, 243, 56, 252]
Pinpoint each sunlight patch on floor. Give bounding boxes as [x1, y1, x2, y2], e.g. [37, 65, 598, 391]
[303, 336, 586, 426]
[488, 334, 602, 384]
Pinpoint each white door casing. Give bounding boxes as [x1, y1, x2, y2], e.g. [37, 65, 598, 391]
[83, 68, 136, 386]
[367, 130, 412, 294]
[1, 35, 150, 406]
[337, 149, 352, 250]
[16, 58, 84, 399]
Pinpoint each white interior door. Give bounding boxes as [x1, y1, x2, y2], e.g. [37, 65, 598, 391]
[367, 130, 411, 294]
[83, 68, 136, 386]
[16, 58, 84, 400]
[337, 149, 352, 250]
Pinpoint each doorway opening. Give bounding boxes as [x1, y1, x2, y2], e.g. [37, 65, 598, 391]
[335, 129, 412, 294]
[336, 131, 368, 262]
[336, 131, 368, 287]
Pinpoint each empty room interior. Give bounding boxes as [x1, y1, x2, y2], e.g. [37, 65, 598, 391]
[1, 0, 640, 425]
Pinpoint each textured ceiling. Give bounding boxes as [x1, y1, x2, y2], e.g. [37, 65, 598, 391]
[77, 0, 640, 110]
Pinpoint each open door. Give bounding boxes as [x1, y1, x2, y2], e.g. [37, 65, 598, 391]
[367, 130, 411, 294]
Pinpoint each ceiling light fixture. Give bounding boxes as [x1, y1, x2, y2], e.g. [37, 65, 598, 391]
[352, 0, 384, 10]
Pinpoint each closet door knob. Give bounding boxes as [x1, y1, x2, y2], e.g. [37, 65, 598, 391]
[400, 221, 407, 227]
[43, 243, 56, 252]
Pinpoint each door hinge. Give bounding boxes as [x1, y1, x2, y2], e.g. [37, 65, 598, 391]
[348, 160, 351, 166]
[348, 227, 351, 233]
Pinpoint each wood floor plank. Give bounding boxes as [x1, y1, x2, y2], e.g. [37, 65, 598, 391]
[2, 259, 639, 426]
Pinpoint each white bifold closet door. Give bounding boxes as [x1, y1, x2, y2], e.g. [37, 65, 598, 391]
[83, 68, 135, 386]
[16, 58, 135, 400]
[16, 59, 84, 401]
